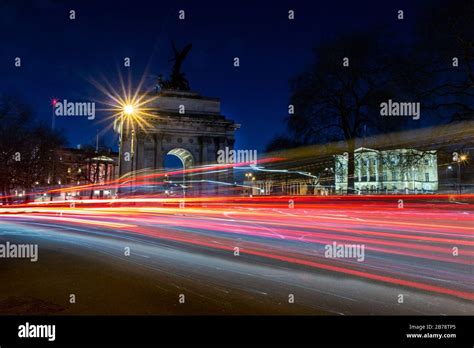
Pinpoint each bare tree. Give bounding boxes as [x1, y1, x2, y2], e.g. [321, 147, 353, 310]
[0, 95, 65, 204]
[286, 32, 402, 193]
[411, 0, 474, 121]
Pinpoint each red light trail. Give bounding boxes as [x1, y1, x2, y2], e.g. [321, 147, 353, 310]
[1, 193, 472, 302]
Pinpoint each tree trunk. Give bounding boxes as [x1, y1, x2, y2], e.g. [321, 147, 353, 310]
[347, 138, 356, 194]
[23, 189, 30, 203]
[6, 185, 12, 204]
[1, 182, 6, 205]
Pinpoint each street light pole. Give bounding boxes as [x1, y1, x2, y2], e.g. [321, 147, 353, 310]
[118, 115, 123, 175]
[122, 104, 136, 195]
[457, 160, 461, 194]
[117, 115, 124, 197]
[131, 125, 135, 174]
[130, 124, 136, 195]
[456, 154, 468, 194]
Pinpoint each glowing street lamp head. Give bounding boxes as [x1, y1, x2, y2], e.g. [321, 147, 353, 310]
[124, 104, 135, 115]
[99, 75, 160, 134]
[460, 154, 468, 162]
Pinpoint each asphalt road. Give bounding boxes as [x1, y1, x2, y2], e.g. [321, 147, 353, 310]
[0, 198, 472, 315]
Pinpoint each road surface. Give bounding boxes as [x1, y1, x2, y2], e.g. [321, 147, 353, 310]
[0, 196, 472, 315]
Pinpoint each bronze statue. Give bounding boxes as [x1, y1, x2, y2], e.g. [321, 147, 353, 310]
[157, 42, 192, 91]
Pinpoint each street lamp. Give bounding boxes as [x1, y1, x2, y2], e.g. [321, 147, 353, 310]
[456, 154, 468, 194]
[244, 173, 254, 196]
[120, 104, 137, 173]
[446, 165, 453, 178]
[125, 105, 136, 175]
[117, 103, 138, 196]
[124, 104, 134, 116]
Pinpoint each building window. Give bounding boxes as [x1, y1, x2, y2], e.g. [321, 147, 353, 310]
[425, 173, 429, 182]
[392, 172, 397, 181]
[383, 173, 387, 181]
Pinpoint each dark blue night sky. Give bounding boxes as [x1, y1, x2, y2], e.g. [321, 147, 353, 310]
[1, 0, 415, 152]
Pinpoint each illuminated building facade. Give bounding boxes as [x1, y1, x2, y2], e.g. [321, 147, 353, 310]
[335, 147, 438, 193]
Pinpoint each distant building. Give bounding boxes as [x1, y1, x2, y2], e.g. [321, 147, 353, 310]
[335, 147, 438, 194]
[49, 147, 118, 200]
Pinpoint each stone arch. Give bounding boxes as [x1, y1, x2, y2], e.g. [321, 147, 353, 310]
[117, 89, 239, 195]
[165, 148, 194, 169]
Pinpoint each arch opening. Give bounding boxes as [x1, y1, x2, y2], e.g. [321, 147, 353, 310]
[163, 148, 194, 197]
[165, 148, 194, 169]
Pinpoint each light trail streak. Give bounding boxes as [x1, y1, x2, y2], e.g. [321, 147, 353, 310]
[1, 194, 472, 302]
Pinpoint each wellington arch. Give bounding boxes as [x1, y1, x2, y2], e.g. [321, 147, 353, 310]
[118, 89, 240, 194]
[117, 43, 240, 194]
